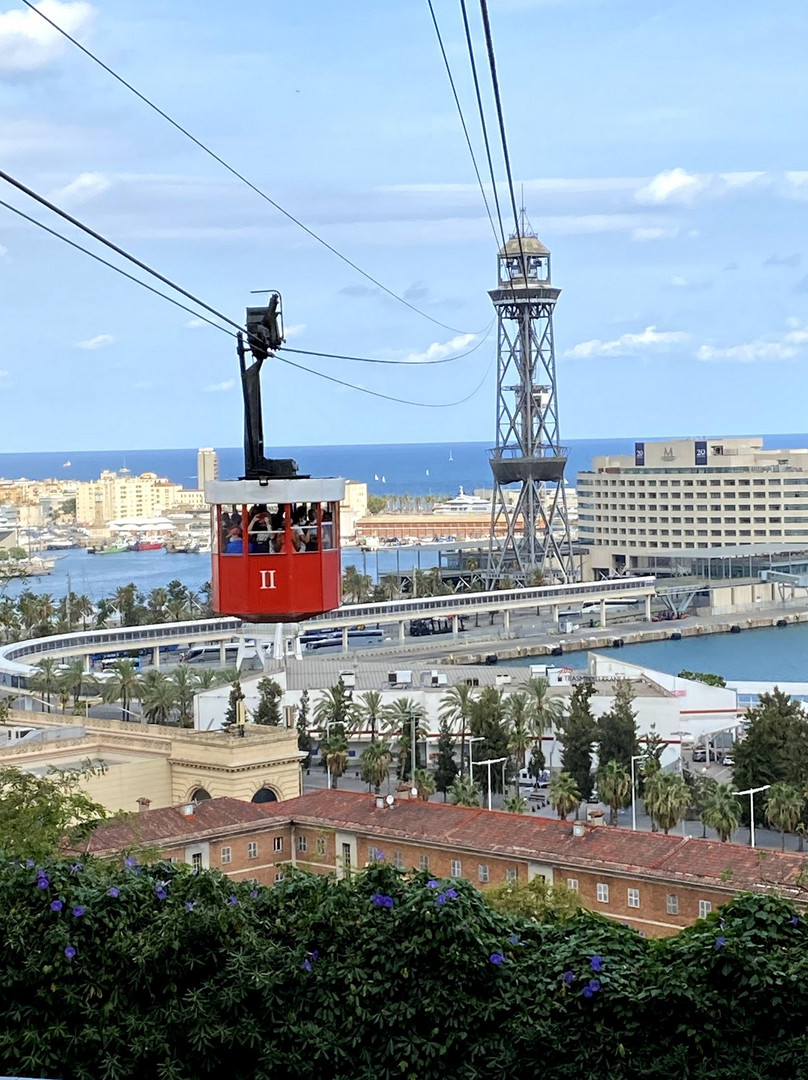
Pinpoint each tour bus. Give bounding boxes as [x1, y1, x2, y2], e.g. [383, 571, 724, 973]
[300, 626, 384, 650]
[180, 643, 256, 665]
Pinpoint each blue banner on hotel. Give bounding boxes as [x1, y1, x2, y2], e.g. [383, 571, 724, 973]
[634, 442, 645, 466]
[695, 441, 707, 466]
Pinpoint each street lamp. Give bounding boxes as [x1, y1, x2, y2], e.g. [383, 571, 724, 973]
[468, 736, 484, 784]
[473, 756, 508, 811]
[630, 754, 644, 832]
[672, 731, 692, 838]
[732, 784, 771, 848]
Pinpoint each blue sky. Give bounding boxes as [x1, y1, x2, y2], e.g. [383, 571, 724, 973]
[1, 0, 808, 452]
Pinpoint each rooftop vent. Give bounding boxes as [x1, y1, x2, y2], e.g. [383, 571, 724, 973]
[181, 804, 195, 816]
[572, 821, 586, 838]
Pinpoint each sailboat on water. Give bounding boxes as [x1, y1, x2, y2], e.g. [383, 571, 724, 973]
[448, 450, 453, 462]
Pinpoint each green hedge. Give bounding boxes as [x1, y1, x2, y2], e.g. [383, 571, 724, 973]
[0, 856, 806, 1080]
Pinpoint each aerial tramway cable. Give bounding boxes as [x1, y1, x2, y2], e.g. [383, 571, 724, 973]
[18, 0, 486, 338]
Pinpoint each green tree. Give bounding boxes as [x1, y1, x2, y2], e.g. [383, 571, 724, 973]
[383, 698, 427, 782]
[439, 683, 476, 779]
[701, 782, 741, 842]
[504, 690, 531, 782]
[412, 768, 436, 802]
[359, 740, 393, 794]
[222, 679, 245, 732]
[448, 775, 480, 807]
[30, 657, 60, 712]
[101, 658, 143, 722]
[342, 565, 372, 603]
[319, 723, 349, 788]
[468, 687, 511, 798]
[525, 676, 566, 747]
[678, 669, 727, 688]
[0, 763, 108, 860]
[168, 665, 199, 728]
[434, 716, 458, 800]
[252, 677, 283, 726]
[353, 690, 384, 743]
[502, 792, 527, 814]
[549, 771, 581, 820]
[484, 875, 582, 922]
[58, 657, 87, 713]
[558, 683, 597, 799]
[596, 680, 639, 770]
[296, 689, 313, 770]
[765, 782, 803, 850]
[141, 674, 178, 725]
[313, 680, 355, 732]
[733, 690, 808, 822]
[597, 759, 631, 825]
[644, 771, 691, 834]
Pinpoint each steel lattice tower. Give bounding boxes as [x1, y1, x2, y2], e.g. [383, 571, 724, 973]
[486, 221, 575, 585]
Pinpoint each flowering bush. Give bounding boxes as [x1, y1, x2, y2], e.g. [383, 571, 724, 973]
[0, 857, 805, 1079]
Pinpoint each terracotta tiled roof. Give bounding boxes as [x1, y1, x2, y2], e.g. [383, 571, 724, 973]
[261, 790, 808, 896]
[82, 797, 278, 855]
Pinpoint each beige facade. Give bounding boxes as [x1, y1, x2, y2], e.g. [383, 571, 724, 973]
[0, 711, 304, 815]
[578, 437, 808, 573]
[197, 448, 219, 490]
[340, 481, 368, 537]
[75, 470, 188, 525]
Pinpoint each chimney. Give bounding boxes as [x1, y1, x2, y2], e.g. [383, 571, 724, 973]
[181, 803, 195, 816]
[572, 821, 586, 838]
[136, 797, 151, 813]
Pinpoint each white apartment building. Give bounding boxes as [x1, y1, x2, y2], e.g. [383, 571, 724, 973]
[76, 470, 186, 526]
[197, 448, 219, 489]
[578, 437, 808, 577]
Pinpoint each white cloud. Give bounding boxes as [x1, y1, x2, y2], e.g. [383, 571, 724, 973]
[631, 226, 679, 242]
[185, 318, 207, 329]
[50, 171, 110, 205]
[284, 323, 306, 340]
[696, 324, 808, 363]
[402, 333, 476, 364]
[565, 326, 688, 360]
[635, 168, 705, 206]
[76, 333, 114, 350]
[203, 378, 235, 393]
[0, 1, 93, 73]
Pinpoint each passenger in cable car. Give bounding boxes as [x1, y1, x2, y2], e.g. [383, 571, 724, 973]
[304, 505, 319, 551]
[225, 525, 243, 554]
[249, 505, 272, 553]
[291, 505, 307, 552]
[322, 507, 334, 549]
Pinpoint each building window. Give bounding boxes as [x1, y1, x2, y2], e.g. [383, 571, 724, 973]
[450, 859, 462, 878]
[566, 878, 579, 892]
[596, 882, 609, 903]
[506, 868, 517, 882]
[247, 841, 258, 860]
[394, 851, 405, 870]
[699, 899, 712, 919]
[191, 852, 203, 870]
[297, 834, 308, 853]
[667, 893, 679, 915]
[341, 842, 352, 875]
[478, 864, 490, 883]
[220, 846, 232, 865]
[627, 888, 640, 908]
[274, 871, 285, 883]
[368, 846, 384, 862]
[419, 854, 429, 871]
[273, 836, 283, 853]
[316, 836, 327, 856]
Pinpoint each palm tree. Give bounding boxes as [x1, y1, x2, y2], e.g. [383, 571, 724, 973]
[359, 740, 393, 793]
[643, 772, 691, 834]
[505, 691, 532, 786]
[101, 658, 143, 722]
[379, 573, 401, 601]
[141, 675, 178, 725]
[502, 792, 527, 814]
[30, 658, 60, 712]
[439, 683, 476, 779]
[597, 760, 631, 825]
[353, 690, 384, 743]
[58, 657, 87, 713]
[701, 782, 741, 842]
[448, 776, 480, 807]
[765, 782, 803, 850]
[382, 698, 427, 782]
[412, 768, 436, 802]
[169, 666, 200, 727]
[73, 594, 94, 630]
[550, 772, 581, 820]
[342, 565, 371, 603]
[525, 676, 565, 764]
[147, 587, 168, 623]
[319, 726, 349, 788]
[313, 681, 355, 732]
[165, 596, 190, 622]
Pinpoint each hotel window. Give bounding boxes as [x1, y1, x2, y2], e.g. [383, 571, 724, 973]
[627, 888, 640, 908]
[273, 836, 283, 853]
[699, 899, 712, 919]
[596, 882, 609, 903]
[419, 854, 430, 871]
[316, 836, 327, 856]
[220, 846, 232, 865]
[566, 878, 579, 892]
[274, 871, 285, 883]
[247, 841, 258, 860]
[666, 893, 679, 915]
[191, 852, 203, 871]
[450, 860, 462, 878]
[297, 834, 308, 853]
[478, 864, 490, 883]
[394, 851, 405, 870]
[506, 868, 517, 882]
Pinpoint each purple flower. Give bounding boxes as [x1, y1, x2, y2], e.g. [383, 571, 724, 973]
[70, 863, 83, 875]
[36, 875, 49, 890]
[301, 958, 312, 972]
[72, 906, 85, 917]
[373, 851, 385, 861]
[250, 890, 259, 899]
[789, 915, 800, 926]
[588, 979, 601, 992]
[227, 895, 239, 906]
[371, 893, 394, 908]
[155, 888, 167, 901]
[107, 887, 119, 898]
[489, 952, 505, 966]
[715, 936, 726, 949]
[50, 899, 63, 912]
[25, 859, 35, 868]
[444, 888, 458, 899]
[435, 893, 447, 906]
[590, 955, 603, 972]
[563, 970, 575, 985]
[310, 949, 319, 961]
[508, 934, 520, 945]
[185, 901, 196, 912]
[64, 945, 76, 960]
[582, 985, 594, 998]
[124, 857, 137, 869]
[427, 879, 441, 889]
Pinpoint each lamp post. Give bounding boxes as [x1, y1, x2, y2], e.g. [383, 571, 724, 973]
[732, 784, 771, 848]
[468, 736, 484, 786]
[474, 756, 508, 811]
[672, 731, 692, 837]
[630, 754, 644, 832]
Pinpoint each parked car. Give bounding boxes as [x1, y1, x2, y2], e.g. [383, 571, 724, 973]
[721, 753, 735, 767]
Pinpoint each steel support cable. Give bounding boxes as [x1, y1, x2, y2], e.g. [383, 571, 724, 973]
[478, 0, 529, 281]
[458, 0, 508, 253]
[426, 0, 499, 249]
[18, 0, 485, 338]
[0, 198, 237, 338]
[0, 169, 246, 335]
[278, 320, 494, 366]
[278, 349, 494, 409]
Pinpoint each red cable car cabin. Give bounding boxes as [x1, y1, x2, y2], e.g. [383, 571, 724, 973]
[206, 478, 345, 622]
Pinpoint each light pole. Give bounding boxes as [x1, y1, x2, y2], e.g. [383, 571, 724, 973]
[468, 736, 484, 786]
[630, 754, 644, 832]
[475, 756, 508, 811]
[672, 731, 692, 837]
[732, 784, 771, 848]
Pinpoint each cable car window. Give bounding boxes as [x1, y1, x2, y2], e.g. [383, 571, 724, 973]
[220, 505, 246, 555]
[321, 503, 335, 550]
